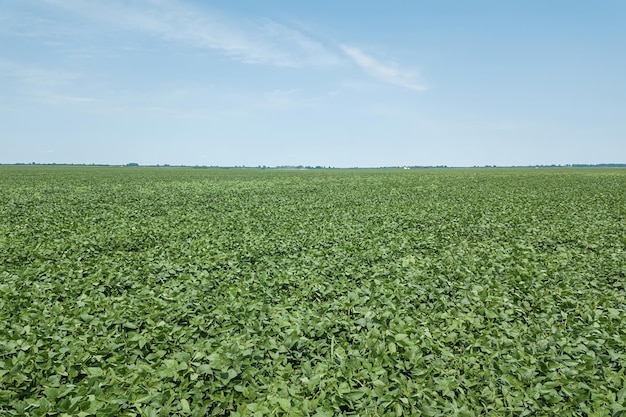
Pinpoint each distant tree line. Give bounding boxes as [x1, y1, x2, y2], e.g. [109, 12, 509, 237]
[5, 163, 626, 168]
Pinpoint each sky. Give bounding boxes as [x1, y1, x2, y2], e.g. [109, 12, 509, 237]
[1, 0, 625, 167]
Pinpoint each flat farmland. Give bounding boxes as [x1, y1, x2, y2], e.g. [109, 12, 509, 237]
[1, 166, 625, 416]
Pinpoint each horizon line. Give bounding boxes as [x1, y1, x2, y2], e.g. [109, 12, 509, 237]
[2, 163, 626, 169]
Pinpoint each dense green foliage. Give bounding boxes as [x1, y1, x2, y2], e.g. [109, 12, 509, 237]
[1, 166, 625, 416]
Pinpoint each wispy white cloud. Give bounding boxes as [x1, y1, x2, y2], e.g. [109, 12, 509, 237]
[259, 88, 299, 109]
[4, 0, 428, 111]
[0, 59, 96, 106]
[35, 92, 96, 105]
[0, 59, 79, 87]
[340, 45, 427, 92]
[261, 20, 342, 67]
[39, 0, 341, 68]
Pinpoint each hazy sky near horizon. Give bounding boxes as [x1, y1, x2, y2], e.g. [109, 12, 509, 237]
[2, 1, 625, 167]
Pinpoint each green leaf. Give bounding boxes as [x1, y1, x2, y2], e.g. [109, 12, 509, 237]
[278, 398, 291, 411]
[180, 398, 191, 413]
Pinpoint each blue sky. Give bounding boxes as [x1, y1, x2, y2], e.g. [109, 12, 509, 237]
[1, 0, 625, 167]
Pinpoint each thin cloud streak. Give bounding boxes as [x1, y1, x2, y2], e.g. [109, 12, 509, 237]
[6, 1, 428, 108]
[40, 0, 341, 68]
[0, 59, 97, 107]
[36, 92, 96, 105]
[340, 45, 427, 92]
[0, 59, 79, 87]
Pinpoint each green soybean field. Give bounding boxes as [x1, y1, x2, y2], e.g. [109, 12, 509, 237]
[1, 166, 625, 416]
